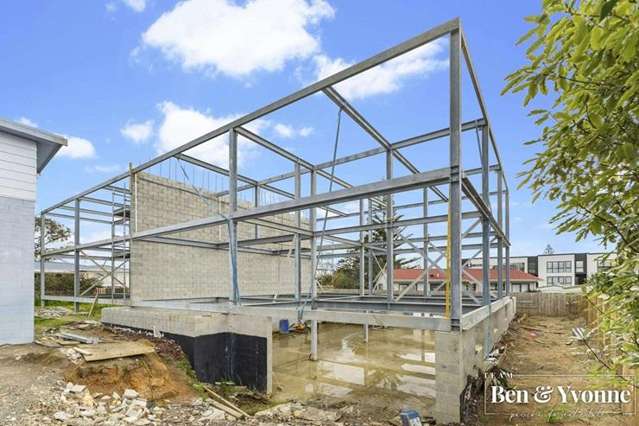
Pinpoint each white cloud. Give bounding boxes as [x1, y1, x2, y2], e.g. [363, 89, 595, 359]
[17, 117, 38, 127]
[141, 0, 334, 78]
[58, 137, 96, 159]
[156, 101, 267, 168]
[85, 164, 123, 174]
[122, 0, 146, 12]
[299, 126, 314, 137]
[273, 123, 294, 138]
[313, 41, 448, 100]
[106, 2, 118, 12]
[121, 119, 154, 144]
[272, 123, 314, 139]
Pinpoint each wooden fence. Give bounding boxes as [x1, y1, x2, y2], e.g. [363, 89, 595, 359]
[516, 292, 638, 384]
[514, 292, 585, 316]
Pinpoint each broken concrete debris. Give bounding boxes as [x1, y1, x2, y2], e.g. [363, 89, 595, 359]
[29, 382, 230, 425]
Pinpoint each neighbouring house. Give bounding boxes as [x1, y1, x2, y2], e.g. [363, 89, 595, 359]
[0, 118, 66, 344]
[464, 251, 615, 289]
[389, 267, 541, 295]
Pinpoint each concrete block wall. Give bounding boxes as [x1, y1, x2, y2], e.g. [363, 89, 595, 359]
[433, 297, 516, 423]
[0, 196, 35, 344]
[130, 172, 310, 301]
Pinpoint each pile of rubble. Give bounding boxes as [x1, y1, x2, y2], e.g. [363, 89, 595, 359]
[25, 382, 229, 425]
[35, 307, 73, 319]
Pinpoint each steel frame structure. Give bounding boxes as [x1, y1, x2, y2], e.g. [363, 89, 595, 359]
[39, 19, 511, 339]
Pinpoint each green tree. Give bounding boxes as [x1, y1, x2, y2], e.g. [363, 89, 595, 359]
[504, 0, 639, 367]
[34, 216, 71, 256]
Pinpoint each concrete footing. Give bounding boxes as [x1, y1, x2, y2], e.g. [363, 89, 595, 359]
[101, 307, 272, 393]
[432, 297, 516, 423]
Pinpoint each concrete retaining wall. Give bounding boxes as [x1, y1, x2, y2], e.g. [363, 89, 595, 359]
[102, 306, 272, 393]
[433, 297, 516, 423]
[130, 173, 310, 301]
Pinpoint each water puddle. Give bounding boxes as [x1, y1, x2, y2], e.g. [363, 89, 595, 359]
[272, 323, 436, 416]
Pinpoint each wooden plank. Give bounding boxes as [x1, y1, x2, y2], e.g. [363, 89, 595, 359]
[77, 340, 155, 362]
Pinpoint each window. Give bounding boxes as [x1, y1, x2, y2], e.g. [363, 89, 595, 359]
[546, 260, 572, 273]
[511, 262, 526, 271]
[547, 276, 573, 286]
[597, 259, 613, 271]
[575, 260, 584, 273]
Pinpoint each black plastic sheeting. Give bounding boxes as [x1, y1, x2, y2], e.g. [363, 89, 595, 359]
[166, 332, 268, 392]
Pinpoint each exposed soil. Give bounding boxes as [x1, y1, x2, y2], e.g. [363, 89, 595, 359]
[472, 315, 637, 425]
[64, 352, 195, 402]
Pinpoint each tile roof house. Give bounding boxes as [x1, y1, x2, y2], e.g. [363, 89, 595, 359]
[391, 267, 541, 293]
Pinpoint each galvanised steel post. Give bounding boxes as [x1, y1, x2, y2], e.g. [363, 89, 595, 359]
[294, 162, 302, 302]
[497, 169, 503, 299]
[360, 198, 367, 341]
[310, 169, 318, 361]
[505, 180, 511, 295]
[449, 29, 463, 324]
[367, 198, 373, 295]
[481, 125, 493, 356]
[310, 169, 317, 300]
[481, 125, 491, 306]
[40, 214, 45, 307]
[385, 150, 394, 305]
[74, 199, 80, 313]
[423, 188, 430, 298]
[254, 184, 259, 239]
[228, 128, 239, 304]
[359, 199, 365, 296]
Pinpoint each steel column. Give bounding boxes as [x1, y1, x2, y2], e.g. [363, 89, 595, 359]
[229, 129, 239, 304]
[254, 184, 259, 239]
[359, 199, 365, 297]
[294, 162, 302, 301]
[367, 198, 373, 295]
[505, 184, 511, 295]
[39, 214, 46, 307]
[481, 125, 493, 355]
[423, 188, 430, 298]
[73, 199, 80, 312]
[310, 169, 318, 361]
[449, 29, 463, 323]
[385, 151, 394, 304]
[481, 125, 491, 305]
[497, 169, 503, 299]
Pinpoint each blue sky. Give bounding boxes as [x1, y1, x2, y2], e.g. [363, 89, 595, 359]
[0, 0, 602, 256]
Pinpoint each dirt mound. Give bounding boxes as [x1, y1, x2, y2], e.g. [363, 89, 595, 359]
[64, 352, 195, 402]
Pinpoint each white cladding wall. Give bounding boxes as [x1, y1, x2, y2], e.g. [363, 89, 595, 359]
[0, 197, 36, 343]
[537, 254, 575, 286]
[0, 132, 37, 201]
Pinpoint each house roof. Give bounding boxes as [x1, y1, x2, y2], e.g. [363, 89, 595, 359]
[394, 268, 541, 283]
[0, 117, 67, 173]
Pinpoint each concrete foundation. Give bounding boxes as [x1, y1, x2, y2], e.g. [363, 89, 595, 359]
[102, 307, 273, 393]
[433, 297, 516, 423]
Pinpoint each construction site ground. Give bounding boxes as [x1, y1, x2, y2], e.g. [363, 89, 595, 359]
[0, 304, 427, 425]
[472, 314, 636, 425]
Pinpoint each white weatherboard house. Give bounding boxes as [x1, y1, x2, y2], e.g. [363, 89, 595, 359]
[0, 118, 66, 344]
